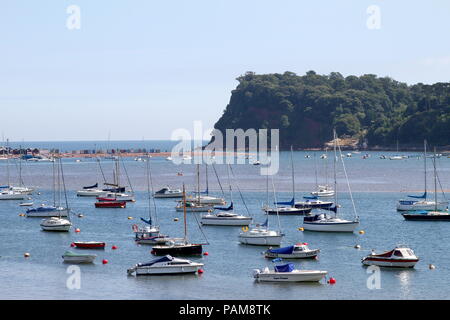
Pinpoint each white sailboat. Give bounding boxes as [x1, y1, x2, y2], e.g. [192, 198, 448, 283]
[239, 175, 284, 246]
[201, 164, 252, 226]
[27, 156, 70, 218]
[134, 155, 170, 245]
[186, 165, 226, 205]
[0, 141, 28, 200]
[40, 157, 72, 231]
[397, 141, 449, 212]
[311, 150, 335, 198]
[176, 165, 215, 212]
[303, 130, 360, 233]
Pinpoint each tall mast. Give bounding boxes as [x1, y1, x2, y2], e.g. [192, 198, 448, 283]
[5, 138, 10, 187]
[197, 164, 201, 204]
[433, 147, 437, 211]
[205, 165, 209, 195]
[333, 130, 338, 217]
[290, 145, 295, 206]
[424, 140, 427, 199]
[146, 153, 152, 224]
[183, 184, 188, 243]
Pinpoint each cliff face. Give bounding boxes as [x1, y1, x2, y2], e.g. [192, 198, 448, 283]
[212, 71, 450, 149]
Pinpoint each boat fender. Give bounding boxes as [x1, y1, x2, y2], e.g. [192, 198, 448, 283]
[242, 226, 249, 233]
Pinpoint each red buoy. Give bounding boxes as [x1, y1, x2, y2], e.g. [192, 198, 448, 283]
[112, 245, 118, 250]
[203, 252, 209, 256]
[328, 278, 337, 285]
[102, 259, 109, 265]
[75, 228, 81, 233]
[198, 269, 204, 274]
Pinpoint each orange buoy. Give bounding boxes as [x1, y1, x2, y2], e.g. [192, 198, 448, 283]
[102, 259, 109, 265]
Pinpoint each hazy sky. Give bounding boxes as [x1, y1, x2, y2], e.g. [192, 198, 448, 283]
[1, 1, 449, 141]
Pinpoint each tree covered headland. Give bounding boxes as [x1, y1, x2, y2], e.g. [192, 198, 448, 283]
[212, 71, 450, 149]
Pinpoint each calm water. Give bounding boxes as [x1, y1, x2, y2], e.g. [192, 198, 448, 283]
[0, 143, 449, 300]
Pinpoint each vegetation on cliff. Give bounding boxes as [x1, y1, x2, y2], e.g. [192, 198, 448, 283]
[213, 71, 450, 149]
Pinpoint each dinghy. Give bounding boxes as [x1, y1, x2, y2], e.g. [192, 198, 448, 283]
[40, 217, 72, 232]
[62, 251, 97, 264]
[73, 242, 106, 249]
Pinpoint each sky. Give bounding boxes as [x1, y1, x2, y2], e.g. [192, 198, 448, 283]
[1, 0, 449, 141]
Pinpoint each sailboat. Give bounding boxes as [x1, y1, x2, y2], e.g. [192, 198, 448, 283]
[26, 156, 70, 218]
[40, 157, 72, 231]
[134, 155, 171, 244]
[397, 141, 448, 212]
[186, 165, 226, 205]
[389, 140, 406, 160]
[176, 165, 215, 212]
[311, 150, 335, 198]
[98, 154, 135, 202]
[0, 140, 28, 200]
[201, 165, 253, 226]
[302, 130, 360, 232]
[264, 146, 312, 216]
[402, 149, 450, 221]
[152, 184, 205, 256]
[239, 175, 284, 246]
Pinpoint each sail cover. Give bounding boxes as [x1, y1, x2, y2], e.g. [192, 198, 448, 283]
[215, 202, 233, 211]
[140, 217, 153, 225]
[83, 183, 98, 189]
[274, 263, 295, 273]
[408, 192, 427, 199]
[276, 198, 295, 206]
[268, 246, 295, 255]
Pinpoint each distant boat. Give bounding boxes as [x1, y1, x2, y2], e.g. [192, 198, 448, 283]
[73, 242, 106, 249]
[95, 201, 126, 208]
[396, 141, 449, 212]
[41, 217, 71, 232]
[153, 187, 183, 199]
[127, 255, 204, 276]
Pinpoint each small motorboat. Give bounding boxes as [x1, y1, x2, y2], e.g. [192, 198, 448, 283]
[311, 185, 335, 198]
[77, 188, 107, 197]
[362, 246, 419, 268]
[127, 255, 204, 276]
[95, 201, 126, 208]
[265, 244, 320, 259]
[0, 190, 27, 200]
[102, 193, 135, 202]
[19, 202, 34, 207]
[402, 210, 450, 221]
[253, 263, 328, 283]
[153, 187, 183, 199]
[40, 217, 72, 232]
[185, 195, 226, 205]
[62, 251, 97, 264]
[73, 242, 106, 249]
[133, 224, 171, 245]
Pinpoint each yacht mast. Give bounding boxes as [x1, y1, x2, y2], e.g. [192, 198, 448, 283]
[333, 130, 338, 217]
[290, 145, 295, 205]
[424, 140, 427, 199]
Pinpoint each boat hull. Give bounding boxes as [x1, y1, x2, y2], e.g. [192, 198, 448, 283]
[303, 221, 359, 232]
[239, 235, 283, 246]
[74, 242, 106, 249]
[396, 201, 448, 211]
[201, 217, 252, 226]
[26, 208, 69, 217]
[402, 213, 450, 221]
[95, 201, 126, 208]
[134, 264, 203, 276]
[63, 255, 97, 264]
[0, 193, 27, 200]
[266, 208, 312, 216]
[254, 270, 327, 282]
[362, 258, 419, 268]
[265, 250, 320, 259]
[77, 190, 107, 197]
[152, 244, 203, 256]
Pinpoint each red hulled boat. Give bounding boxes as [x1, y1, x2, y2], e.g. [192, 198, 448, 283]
[73, 242, 106, 249]
[95, 201, 126, 208]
